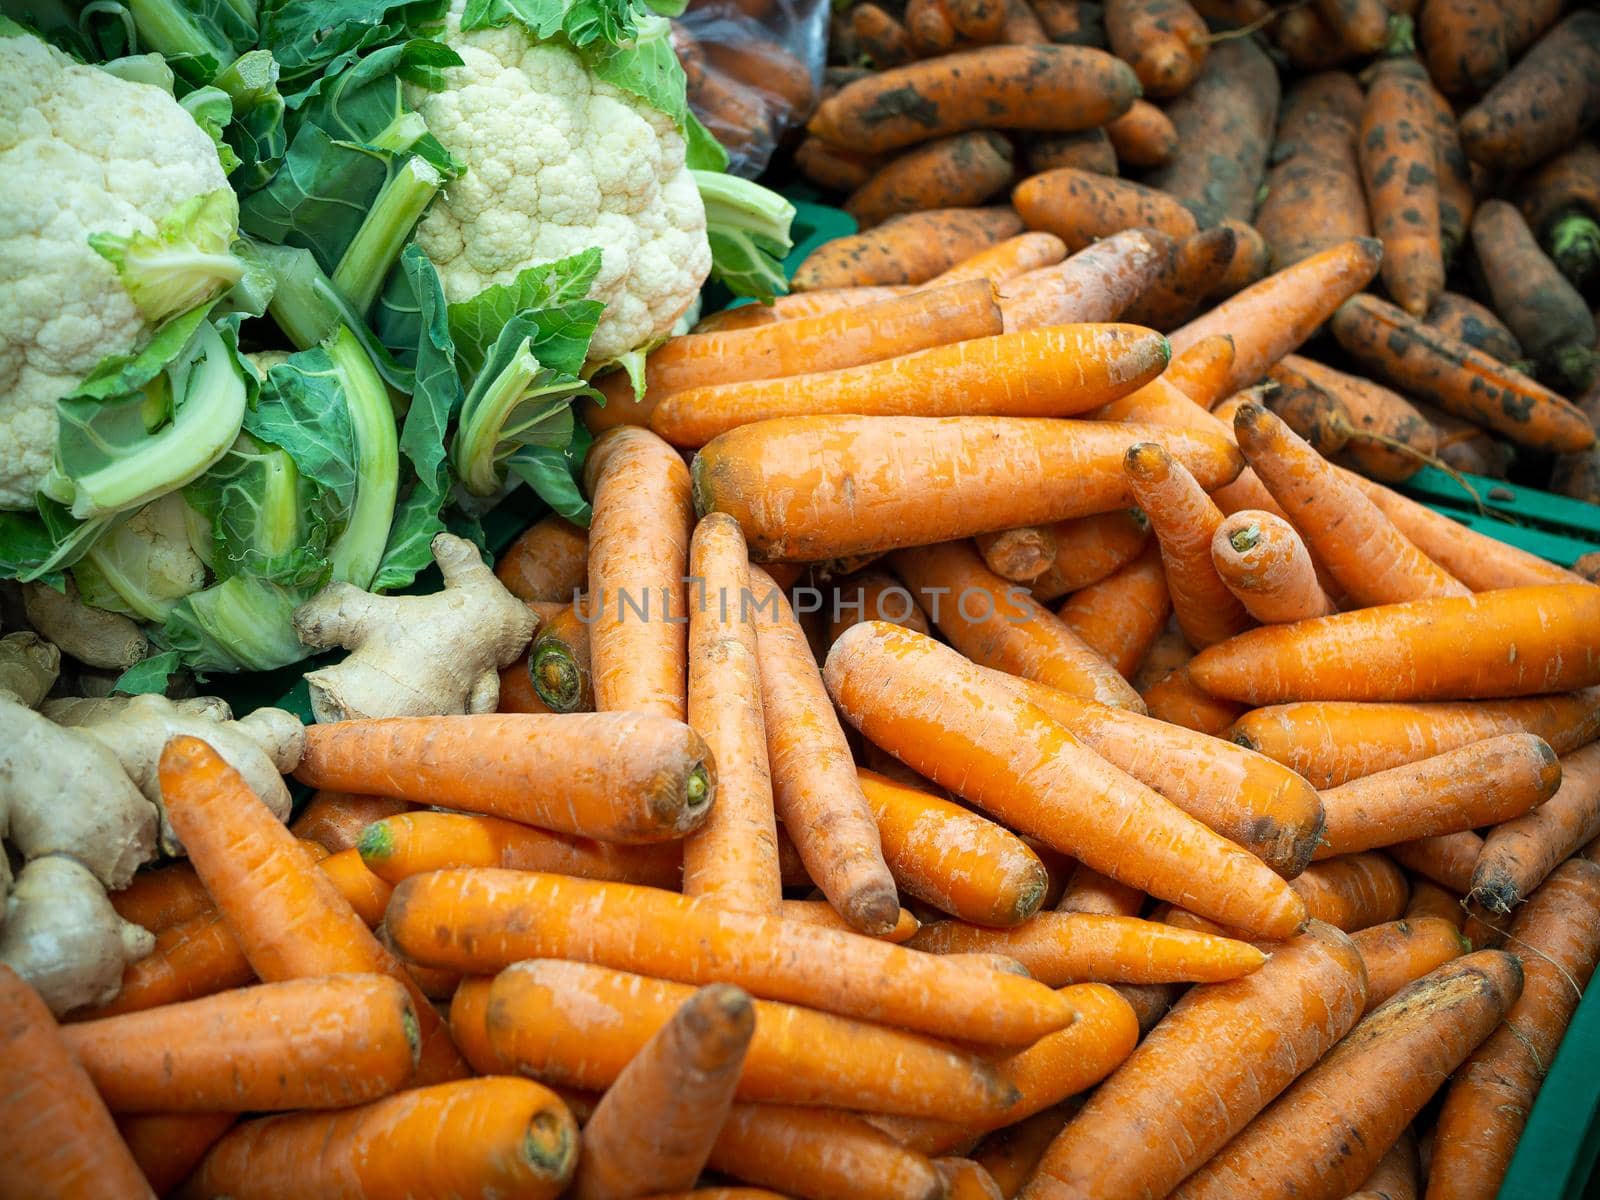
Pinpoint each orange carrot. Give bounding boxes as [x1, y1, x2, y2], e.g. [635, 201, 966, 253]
[1121, 227, 1238, 331]
[828, 570, 932, 643]
[1024, 922, 1367, 1200]
[1162, 333, 1237, 409]
[1360, 55, 1445, 318]
[584, 426, 693, 718]
[1209, 220, 1271, 299]
[1130, 626, 1191, 691]
[997, 230, 1167, 330]
[1292, 854, 1410, 932]
[1024, 129, 1119, 177]
[1168, 951, 1523, 1200]
[288, 792, 411, 856]
[825, 622, 1309, 938]
[932, 232, 1069, 285]
[1390, 832, 1485, 896]
[1406, 878, 1465, 928]
[793, 209, 1025, 290]
[1420, 0, 1511, 96]
[1012, 169, 1198, 250]
[1281, 354, 1437, 483]
[847, 134, 1017, 228]
[936, 1158, 1005, 1200]
[795, 135, 880, 192]
[1257, 72, 1370, 270]
[997, 509, 1149, 599]
[1352, 917, 1468, 1011]
[1210, 510, 1336, 624]
[1105, 100, 1178, 167]
[1344, 1131, 1419, 1200]
[1030, 0, 1107, 43]
[116, 1112, 236, 1196]
[691, 414, 1242, 564]
[1141, 663, 1245, 735]
[316, 848, 393, 927]
[851, 3, 915, 67]
[708, 1104, 943, 1200]
[0, 964, 155, 1198]
[528, 598, 592, 713]
[650, 324, 1173, 447]
[1458, 13, 1600, 172]
[860, 768, 1049, 927]
[1105, 0, 1207, 97]
[494, 514, 587, 604]
[1056, 544, 1172, 678]
[1425, 81, 1475, 263]
[389, 868, 1076, 1045]
[779, 900, 921, 943]
[1425, 291, 1524, 365]
[695, 287, 914, 333]
[1055, 863, 1144, 917]
[109, 861, 211, 933]
[1470, 741, 1600, 914]
[1430, 859, 1600, 1200]
[498, 652, 554, 715]
[972, 1108, 1075, 1199]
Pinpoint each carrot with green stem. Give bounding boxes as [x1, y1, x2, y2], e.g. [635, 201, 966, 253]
[1390, 832, 1484, 895]
[1024, 130, 1118, 177]
[997, 229, 1167, 330]
[1430, 859, 1600, 1200]
[1330, 294, 1595, 453]
[572, 983, 752, 1200]
[1424, 292, 1524, 364]
[1056, 544, 1171, 678]
[1291, 854, 1410, 932]
[1106, 100, 1178, 167]
[1000, 509, 1150, 599]
[528, 598, 592, 713]
[484, 959, 1017, 1122]
[1470, 741, 1600, 914]
[1280, 355, 1436, 483]
[792, 209, 1024, 290]
[1141, 663, 1245, 735]
[1316, 733, 1560, 859]
[1352, 918, 1468, 1011]
[808, 46, 1139, 154]
[1021, 922, 1368, 1200]
[890, 539, 1145, 710]
[749, 567, 899, 935]
[1360, 54, 1444, 318]
[692, 415, 1242, 564]
[1169, 238, 1383, 396]
[1012, 169, 1198, 251]
[847, 134, 1017, 229]
[1121, 228, 1237, 332]
[1458, 12, 1600, 172]
[709, 1104, 944, 1200]
[1518, 141, 1600, 287]
[1105, 0, 1208, 97]
[1211, 510, 1336, 624]
[0, 964, 156, 1199]
[117, 1113, 237, 1196]
[1169, 950, 1523, 1200]
[494, 514, 587, 604]
[825, 622, 1309, 938]
[932, 233, 1069, 285]
[1257, 73, 1371, 270]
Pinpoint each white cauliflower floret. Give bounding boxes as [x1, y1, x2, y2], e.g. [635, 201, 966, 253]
[413, 0, 711, 362]
[0, 33, 235, 509]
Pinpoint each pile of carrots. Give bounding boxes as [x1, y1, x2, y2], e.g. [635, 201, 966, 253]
[795, 0, 1600, 506]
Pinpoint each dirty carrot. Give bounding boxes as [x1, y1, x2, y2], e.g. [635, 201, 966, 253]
[847, 134, 1016, 228]
[1518, 141, 1600, 287]
[792, 208, 1024, 290]
[997, 230, 1167, 331]
[1406, 879, 1466, 928]
[572, 984, 753, 1200]
[890, 539, 1145, 710]
[1022, 922, 1367, 1200]
[288, 792, 412, 855]
[1056, 544, 1172, 678]
[749, 567, 899, 935]
[1390, 832, 1485, 896]
[1209, 220, 1271, 298]
[1105, 99, 1177, 167]
[1458, 12, 1600, 171]
[1211, 510, 1336, 624]
[1425, 82, 1475, 262]
[494, 514, 587, 604]
[1470, 741, 1600, 914]
[1105, 0, 1208, 96]
[779, 900, 920, 943]
[1281, 354, 1436, 482]
[1012, 169, 1197, 251]
[1425, 291, 1524, 364]
[1162, 334, 1237, 409]
[1291, 854, 1410, 932]
[1360, 55, 1445, 318]
[795, 136, 880, 192]
[1009, 509, 1151, 601]
[1122, 227, 1238, 332]
[1025, 130, 1119, 177]
[1257, 72, 1370, 270]
[850, 3, 915, 66]
[1317, 733, 1561, 859]
[901, 0, 958, 56]
[1141, 663, 1246, 735]
[1420, 0, 1511, 96]
[1352, 917, 1468, 1011]
[825, 622, 1309, 939]
[709, 1104, 943, 1200]
[528, 598, 593, 713]
[932, 233, 1069, 286]
[808, 45, 1138, 154]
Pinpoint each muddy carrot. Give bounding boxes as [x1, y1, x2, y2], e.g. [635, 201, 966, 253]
[1317, 0, 1393, 54]
[1430, 859, 1600, 1200]
[1211, 510, 1336, 624]
[1518, 141, 1600, 287]
[485, 960, 1017, 1122]
[1169, 238, 1384, 396]
[1359, 55, 1444, 318]
[809, 45, 1139, 154]
[1209, 220, 1270, 298]
[1406, 879, 1465, 928]
[1169, 950, 1523, 1200]
[1423, 82, 1474, 262]
[1390, 832, 1484, 895]
[1317, 733, 1561, 859]
[527, 598, 592, 713]
[903, 0, 958, 54]
[1105, 0, 1207, 97]
[997, 229, 1167, 330]
[1280, 356, 1434, 481]
[1424, 291, 1524, 364]
[847, 135, 1017, 228]
[495, 514, 587, 604]
[1056, 544, 1171, 678]
[1024, 130, 1118, 177]
[1023, 921, 1367, 1200]
[1420, 0, 1510, 96]
[793, 208, 1025, 290]
[1257, 73, 1370, 270]
[1142, 663, 1245, 735]
[891, 539, 1145, 709]
[999, 0, 1050, 41]
[852, 3, 915, 66]
[1470, 741, 1600, 914]
[1458, 13, 1600, 171]
[795, 136, 880, 192]
[1012, 169, 1198, 250]
[825, 622, 1309, 938]
[709, 1104, 944, 1200]
[933, 233, 1069, 285]
[117, 1113, 236, 1196]
[1121, 227, 1238, 331]
[1105, 100, 1178, 167]
[296, 713, 713, 843]
[1291, 854, 1410, 932]
[1353, 917, 1468, 1011]
[1006, 509, 1150, 599]
[1031, 0, 1106, 44]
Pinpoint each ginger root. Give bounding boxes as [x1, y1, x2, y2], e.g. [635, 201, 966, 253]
[22, 579, 147, 669]
[0, 631, 59, 707]
[0, 856, 154, 1015]
[293, 532, 537, 722]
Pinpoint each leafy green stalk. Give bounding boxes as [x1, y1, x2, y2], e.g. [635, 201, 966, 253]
[332, 154, 444, 315]
[322, 325, 399, 587]
[451, 333, 589, 495]
[213, 48, 286, 188]
[122, 0, 255, 82]
[89, 190, 244, 325]
[693, 169, 794, 302]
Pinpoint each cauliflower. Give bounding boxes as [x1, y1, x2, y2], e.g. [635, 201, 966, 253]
[0, 31, 240, 509]
[412, 0, 711, 363]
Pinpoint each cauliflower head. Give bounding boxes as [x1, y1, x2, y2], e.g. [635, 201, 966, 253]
[0, 32, 237, 509]
[413, 0, 711, 363]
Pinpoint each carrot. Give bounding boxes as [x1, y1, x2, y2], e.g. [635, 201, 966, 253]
[903, 0, 959, 54]
[1430, 859, 1600, 1200]
[389, 869, 1075, 1045]
[1169, 238, 1383, 396]
[1273, 6, 1351, 71]
[62, 974, 418, 1113]
[1419, 0, 1509, 96]
[1209, 219, 1271, 298]
[494, 514, 587, 604]
[695, 286, 915, 334]
[1144, 36, 1279, 226]
[779, 899, 921, 943]
[1055, 863, 1144, 916]
[296, 713, 713, 843]
[748, 567, 898, 935]
[1470, 740, 1600, 913]
[1518, 141, 1600, 287]
[808, 45, 1138, 154]
[498, 650, 557, 714]
[287, 791, 410, 856]
[1424, 291, 1524, 365]
[1423, 81, 1474, 262]
[933, 232, 1069, 285]
[1023, 921, 1367, 1200]
[1291, 854, 1410, 932]
[160, 737, 466, 1085]
[1256, 73, 1370, 270]
[973, 1108, 1074, 1199]
[792, 208, 1025, 290]
[999, 0, 1050, 42]
[1470, 200, 1597, 391]
[1030, 0, 1106, 44]
[997, 229, 1167, 330]
[1012, 169, 1197, 250]
[936, 1158, 1004, 1200]
[1142, 663, 1245, 734]
[708, 1104, 944, 1200]
[110, 860, 211, 933]
[1406, 878, 1465, 927]
[1169, 950, 1522, 1200]
[825, 622, 1309, 938]
[692, 414, 1242, 564]
[891, 539, 1145, 710]
[1281, 355, 1436, 483]
[1000, 509, 1150, 599]
[1389, 832, 1485, 895]
[1210, 509, 1336, 625]
[1056, 544, 1171, 678]
[1232, 403, 1467, 605]
[946, 0, 1009, 40]
[356, 811, 682, 889]
[650, 324, 1172, 447]
[828, 569, 932, 643]
[1353, 917, 1468, 1011]
[1162, 333, 1237, 409]
[1317, 733, 1560, 860]
[583, 426, 693, 718]
[181, 1078, 577, 1200]
[1458, 12, 1600, 171]
[1131, 626, 1190, 691]
[1023, 130, 1118, 177]
[1359, 55, 1445, 318]
[1104, 0, 1207, 97]
[0, 965, 155, 1198]
[1121, 226, 1238, 331]
[86, 910, 257, 1019]
[1124, 442, 1251, 648]
[852, 3, 915, 67]
[1330, 294, 1596, 453]
[485, 959, 1016, 1123]
[1105, 99, 1178, 167]
[317, 848, 394, 927]
[524, 598, 593, 713]
[1006, 670, 1328, 876]
[1580, 552, 1600, 584]
[700, 36, 815, 116]
[909, 912, 1264, 985]
[1315, 0, 1393, 55]
[1345, 1130, 1419, 1200]
[860, 768, 1049, 926]
[847, 135, 1017, 229]
[117, 1112, 237, 1196]
[795, 136, 881, 192]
